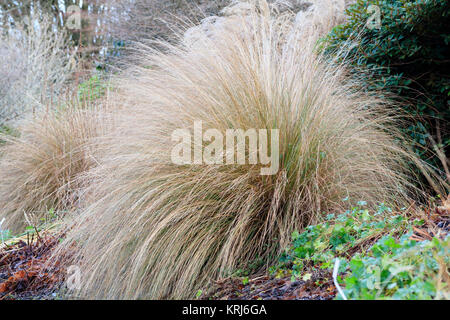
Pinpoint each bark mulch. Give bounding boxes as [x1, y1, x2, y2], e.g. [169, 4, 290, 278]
[203, 270, 337, 300]
[0, 231, 66, 300]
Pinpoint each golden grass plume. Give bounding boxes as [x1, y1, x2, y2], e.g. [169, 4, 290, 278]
[0, 105, 111, 233]
[53, 6, 437, 299]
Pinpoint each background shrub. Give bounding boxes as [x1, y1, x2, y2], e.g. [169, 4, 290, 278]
[0, 13, 76, 125]
[323, 0, 449, 170]
[107, 0, 230, 44]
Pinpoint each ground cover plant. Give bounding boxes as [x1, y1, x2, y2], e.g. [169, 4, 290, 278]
[269, 199, 449, 300]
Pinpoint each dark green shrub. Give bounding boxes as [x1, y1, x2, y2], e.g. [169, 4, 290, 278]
[323, 0, 449, 169]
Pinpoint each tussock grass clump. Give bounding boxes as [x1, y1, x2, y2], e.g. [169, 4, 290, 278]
[0, 106, 111, 234]
[55, 9, 431, 299]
